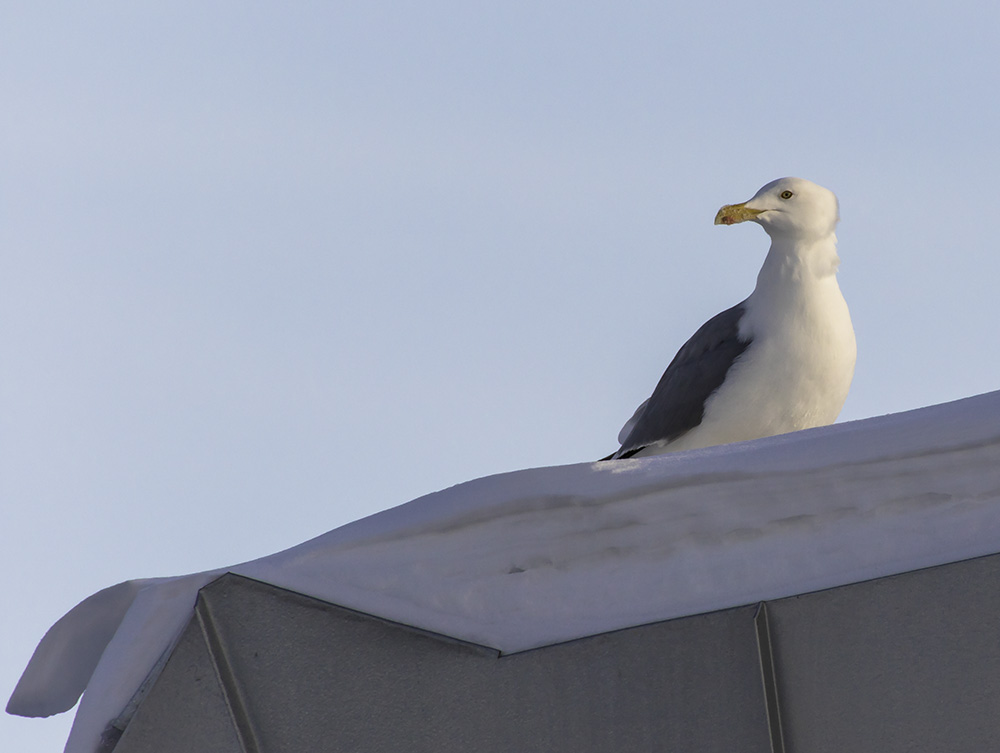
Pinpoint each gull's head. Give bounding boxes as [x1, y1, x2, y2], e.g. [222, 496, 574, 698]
[714, 177, 839, 241]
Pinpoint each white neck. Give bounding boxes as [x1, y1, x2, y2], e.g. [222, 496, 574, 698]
[742, 231, 845, 340]
[755, 232, 840, 292]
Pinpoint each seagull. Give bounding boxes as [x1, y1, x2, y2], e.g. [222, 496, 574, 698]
[605, 177, 856, 460]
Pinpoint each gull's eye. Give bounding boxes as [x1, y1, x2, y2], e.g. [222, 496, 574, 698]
[779, 190, 794, 200]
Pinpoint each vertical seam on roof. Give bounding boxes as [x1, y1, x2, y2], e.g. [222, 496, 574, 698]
[195, 593, 262, 753]
[754, 601, 787, 753]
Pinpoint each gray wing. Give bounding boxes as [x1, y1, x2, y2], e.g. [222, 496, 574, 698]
[611, 301, 752, 459]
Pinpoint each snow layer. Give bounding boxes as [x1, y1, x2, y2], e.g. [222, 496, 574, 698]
[11, 390, 1000, 753]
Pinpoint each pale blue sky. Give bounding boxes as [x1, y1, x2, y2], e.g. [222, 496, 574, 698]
[4, 3, 1000, 749]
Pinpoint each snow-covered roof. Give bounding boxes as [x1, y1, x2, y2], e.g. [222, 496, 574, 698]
[10, 390, 1000, 753]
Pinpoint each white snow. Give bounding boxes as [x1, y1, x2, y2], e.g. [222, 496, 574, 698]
[10, 390, 1000, 753]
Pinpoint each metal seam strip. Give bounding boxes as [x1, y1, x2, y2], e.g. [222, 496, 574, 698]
[754, 601, 787, 753]
[195, 595, 263, 753]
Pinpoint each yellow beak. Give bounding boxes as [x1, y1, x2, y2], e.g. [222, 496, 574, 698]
[714, 202, 765, 225]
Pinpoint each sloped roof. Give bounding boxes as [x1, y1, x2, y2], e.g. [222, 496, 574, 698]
[108, 558, 1000, 753]
[109, 574, 777, 753]
[10, 390, 1000, 753]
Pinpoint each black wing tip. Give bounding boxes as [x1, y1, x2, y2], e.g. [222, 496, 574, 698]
[597, 446, 646, 461]
[616, 446, 645, 459]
